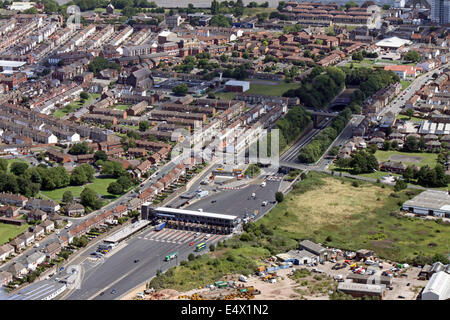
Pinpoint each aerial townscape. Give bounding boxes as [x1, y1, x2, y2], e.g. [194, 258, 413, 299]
[0, 0, 448, 306]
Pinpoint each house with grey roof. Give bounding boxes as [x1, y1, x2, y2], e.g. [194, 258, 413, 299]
[0, 243, 14, 261]
[7, 262, 28, 278]
[0, 271, 12, 286]
[26, 252, 46, 271]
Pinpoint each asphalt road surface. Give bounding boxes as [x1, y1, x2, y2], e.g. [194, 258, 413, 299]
[64, 228, 227, 300]
[186, 179, 282, 218]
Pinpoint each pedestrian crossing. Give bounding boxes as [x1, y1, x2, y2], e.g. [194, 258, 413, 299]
[136, 229, 224, 245]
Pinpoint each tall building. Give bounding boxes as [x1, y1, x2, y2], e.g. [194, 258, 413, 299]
[431, 0, 450, 24]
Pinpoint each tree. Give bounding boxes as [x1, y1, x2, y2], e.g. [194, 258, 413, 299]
[210, 15, 232, 27]
[403, 136, 419, 152]
[107, 182, 124, 195]
[62, 191, 74, 204]
[101, 161, 125, 178]
[209, 244, 215, 252]
[345, 1, 358, 9]
[405, 108, 414, 118]
[139, 121, 150, 132]
[382, 4, 391, 10]
[394, 179, 407, 192]
[80, 188, 102, 210]
[188, 253, 195, 261]
[94, 150, 108, 162]
[404, 51, 420, 63]
[70, 164, 95, 186]
[80, 92, 89, 100]
[275, 191, 284, 203]
[0, 159, 7, 172]
[117, 175, 134, 190]
[352, 51, 364, 61]
[172, 83, 189, 96]
[69, 142, 89, 155]
[10, 162, 29, 176]
[88, 56, 120, 76]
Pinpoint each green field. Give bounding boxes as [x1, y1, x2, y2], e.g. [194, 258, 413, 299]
[41, 177, 119, 202]
[396, 114, 426, 122]
[52, 93, 98, 119]
[246, 81, 300, 96]
[374, 150, 438, 168]
[0, 223, 29, 246]
[149, 173, 450, 291]
[214, 92, 236, 100]
[113, 104, 130, 111]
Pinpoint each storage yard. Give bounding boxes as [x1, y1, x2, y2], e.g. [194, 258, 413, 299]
[127, 244, 431, 300]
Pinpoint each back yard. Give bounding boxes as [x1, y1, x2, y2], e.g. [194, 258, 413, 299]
[0, 223, 29, 246]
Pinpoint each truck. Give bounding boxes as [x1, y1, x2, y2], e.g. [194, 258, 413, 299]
[155, 222, 166, 232]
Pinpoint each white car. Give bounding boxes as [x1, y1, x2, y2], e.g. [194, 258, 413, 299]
[194, 232, 201, 238]
[204, 234, 211, 240]
[34, 243, 40, 248]
[260, 182, 266, 187]
[261, 201, 268, 206]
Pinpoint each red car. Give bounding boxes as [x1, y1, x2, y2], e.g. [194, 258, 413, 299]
[189, 241, 194, 246]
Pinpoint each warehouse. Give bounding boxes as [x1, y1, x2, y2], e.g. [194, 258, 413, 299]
[337, 283, 386, 299]
[225, 80, 250, 93]
[402, 190, 450, 218]
[421, 271, 450, 300]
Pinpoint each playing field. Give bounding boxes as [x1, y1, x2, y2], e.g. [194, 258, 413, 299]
[374, 150, 438, 168]
[41, 177, 118, 201]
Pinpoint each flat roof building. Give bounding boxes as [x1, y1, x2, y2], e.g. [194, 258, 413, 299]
[142, 204, 238, 234]
[225, 80, 250, 93]
[402, 190, 450, 218]
[337, 282, 386, 299]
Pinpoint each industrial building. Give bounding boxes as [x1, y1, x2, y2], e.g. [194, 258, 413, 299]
[421, 271, 450, 300]
[225, 80, 250, 93]
[402, 190, 450, 218]
[141, 204, 238, 234]
[337, 282, 386, 299]
[298, 240, 332, 262]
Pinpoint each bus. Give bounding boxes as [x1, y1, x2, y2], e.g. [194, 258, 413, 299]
[195, 242, 206, 252]
[165, 252, 177, 261]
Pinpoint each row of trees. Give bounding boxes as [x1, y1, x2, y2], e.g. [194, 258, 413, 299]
[352, 50, 378, 61]
[334, 150, 379, 174]
[283, 67, 346, 109]
[403, 164, 449, 188]
[299, 108, 353, 163]
[274, 106, 311, 153]
[343, 67, 400, 104]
